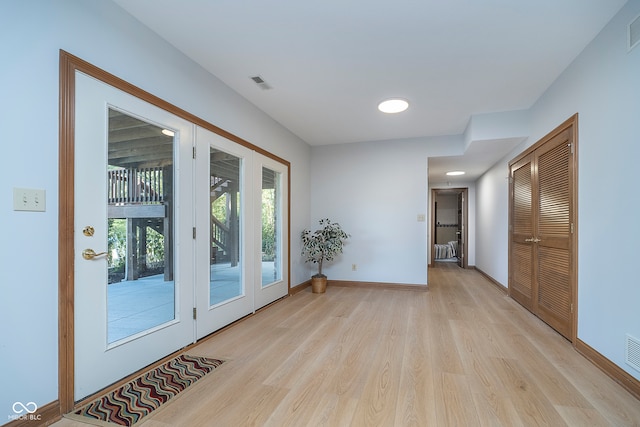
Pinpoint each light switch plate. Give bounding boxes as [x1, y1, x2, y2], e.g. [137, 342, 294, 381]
[13, 188, 46, 212]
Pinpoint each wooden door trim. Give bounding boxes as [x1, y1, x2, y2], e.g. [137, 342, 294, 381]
[510, 115, 577, 164]
[58, 50, 291, 413]
[508, 113, 578, 344]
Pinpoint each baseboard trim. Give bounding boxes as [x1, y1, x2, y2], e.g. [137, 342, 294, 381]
[329, 280, 428, 291]
[291, 279, 428, 293]
[290, 279, 311, 295]
[5, 399, 60, 427]
[473, 267, 507, 295]
[576, 338, 640, 401]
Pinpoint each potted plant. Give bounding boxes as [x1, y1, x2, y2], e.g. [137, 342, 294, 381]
[301, 218, 350, 293]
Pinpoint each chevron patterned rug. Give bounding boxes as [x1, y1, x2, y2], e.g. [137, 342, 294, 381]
[66, 354, 224, 426]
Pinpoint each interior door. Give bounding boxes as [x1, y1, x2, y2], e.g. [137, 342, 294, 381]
[195, 127, 254, 338]
[456, 192, 464, 268]
[509, 118, 575, 341]
[74, 72, 195, 400]
[535, 128, 573, 338]
[509, 154, 535, 312]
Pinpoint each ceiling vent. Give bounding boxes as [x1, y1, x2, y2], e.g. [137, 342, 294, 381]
[629, 14, 640, 52]
[250, 75, 272, 90]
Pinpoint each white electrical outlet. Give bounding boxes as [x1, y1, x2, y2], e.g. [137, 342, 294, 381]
[13, 188, 46, 212]
[352, 264, 357, 271]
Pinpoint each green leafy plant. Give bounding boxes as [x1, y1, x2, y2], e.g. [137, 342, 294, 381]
[301, 218, 350, 278]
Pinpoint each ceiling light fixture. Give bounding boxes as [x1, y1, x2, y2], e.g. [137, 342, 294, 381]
[446, 171, 465, 176]
[161, 129, 175, 137]
[378, 98, 409, 114]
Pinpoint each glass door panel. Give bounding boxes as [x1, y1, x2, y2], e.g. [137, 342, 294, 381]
[107, 109, 176, 343]
[209, 147, 243, 306]
[261, 166, 282, 287]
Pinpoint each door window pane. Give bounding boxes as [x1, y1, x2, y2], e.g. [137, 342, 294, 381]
[209, 148, 243, 306]
[261, 167, 282, 287]
[107, 109, 175, 343]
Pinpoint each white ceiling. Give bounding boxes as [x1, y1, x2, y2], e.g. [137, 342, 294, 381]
[112, 0, 626, 182]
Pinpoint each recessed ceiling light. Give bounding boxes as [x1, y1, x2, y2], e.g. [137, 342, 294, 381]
[446, 171, 465, 176]
[378, 98, 409, 114]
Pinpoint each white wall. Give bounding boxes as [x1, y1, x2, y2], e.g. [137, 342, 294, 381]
[308, 136, 464, 285]
[475, 161, 511, 286]
[436, 194, 458, 227]
[0, 0, 311, 417]
[476, 0, 640, 380]
[464, 110, 529, 149]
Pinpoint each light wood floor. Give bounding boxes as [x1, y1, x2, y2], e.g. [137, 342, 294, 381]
[55, 263, 640, 426]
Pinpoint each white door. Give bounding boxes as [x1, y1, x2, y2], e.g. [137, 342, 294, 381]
[254, 154, 288, 309]
[194, 127, 254, 337]
[74, 72, 195, 400]
[194, 128, 289, 337]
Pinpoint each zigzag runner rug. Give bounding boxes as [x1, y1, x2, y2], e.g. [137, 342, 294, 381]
[66, 354, 224, 426]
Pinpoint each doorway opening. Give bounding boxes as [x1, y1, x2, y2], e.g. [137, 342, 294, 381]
[430, 188, 468, 268]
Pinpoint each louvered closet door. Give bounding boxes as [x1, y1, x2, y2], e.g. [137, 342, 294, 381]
[509, 155, 535, 311]
[509, 116, 575, 342]
[535, 128, 573, 339]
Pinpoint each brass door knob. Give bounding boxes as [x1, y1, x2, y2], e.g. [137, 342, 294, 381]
[82, 248, 107, 260]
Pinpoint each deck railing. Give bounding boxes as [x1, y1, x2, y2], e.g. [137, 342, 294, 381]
[211, 217, 230, 251]
[108, 167, 165, 205]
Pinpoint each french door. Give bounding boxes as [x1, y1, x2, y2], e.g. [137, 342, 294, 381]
[73, 72, 289, 400]
[253, 155, 288, 310]
[194, 128, 254, 337]
[74, 72, 194, 400]
[194, 128, 288, 338]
